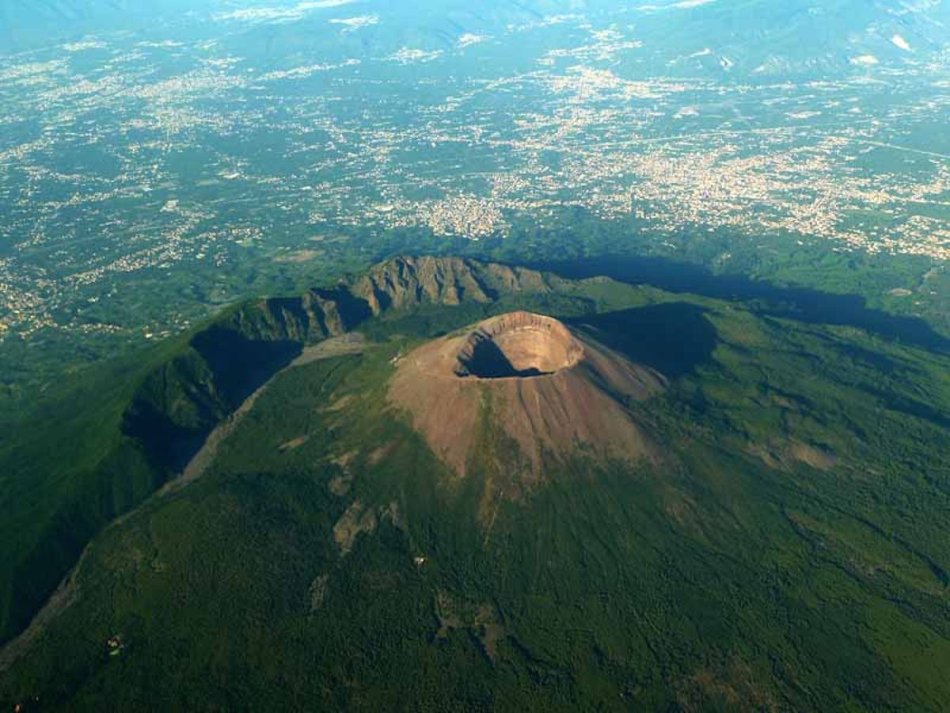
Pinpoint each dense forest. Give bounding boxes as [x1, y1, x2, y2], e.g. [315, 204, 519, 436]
[1, 257, 948, 709]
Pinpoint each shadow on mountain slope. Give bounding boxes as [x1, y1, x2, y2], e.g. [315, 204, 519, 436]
[567, 303, 718, 380]
[529, 255, 949, 354]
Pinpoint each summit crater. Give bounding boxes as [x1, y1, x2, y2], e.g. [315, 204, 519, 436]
[454, 312, 583, 379]
[388, 311, 666, 480]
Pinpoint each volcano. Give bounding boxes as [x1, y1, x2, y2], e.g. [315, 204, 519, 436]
[4, 258, 945, 711]
[388, 311, 666, 478]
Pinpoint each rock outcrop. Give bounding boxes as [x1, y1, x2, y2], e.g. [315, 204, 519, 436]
[350, 256, 555, 315]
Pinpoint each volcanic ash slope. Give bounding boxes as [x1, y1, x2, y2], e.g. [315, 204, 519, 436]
[388, 311, 666, 478]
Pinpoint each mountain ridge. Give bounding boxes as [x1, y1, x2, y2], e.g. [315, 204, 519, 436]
[0, 256, 583, 648]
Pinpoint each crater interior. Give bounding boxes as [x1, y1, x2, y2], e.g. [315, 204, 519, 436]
[454, 312, 583, 379]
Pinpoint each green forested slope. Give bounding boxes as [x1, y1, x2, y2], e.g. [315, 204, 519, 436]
[0, 294, 338, 644]
[1, 265, 947, 710]
[0, 257, 570, 645]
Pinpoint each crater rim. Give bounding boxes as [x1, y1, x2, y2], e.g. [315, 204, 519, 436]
[453, 312, 584, 380]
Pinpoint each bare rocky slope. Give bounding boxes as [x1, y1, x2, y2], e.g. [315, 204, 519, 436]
[350, 255, 557, 314]
[389, 311, 666, 480]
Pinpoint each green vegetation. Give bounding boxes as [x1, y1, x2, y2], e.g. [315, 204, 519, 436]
[0, 297, 321, 644]
[2, 213, 946, 414]
[1, 259, 947, 710]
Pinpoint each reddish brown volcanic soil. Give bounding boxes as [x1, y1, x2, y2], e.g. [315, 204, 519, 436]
[388, 312, 666, 478]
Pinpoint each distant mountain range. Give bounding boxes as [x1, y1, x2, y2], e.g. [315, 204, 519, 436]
[633, 0, 950, 79]
[4, 0, 947, 83]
